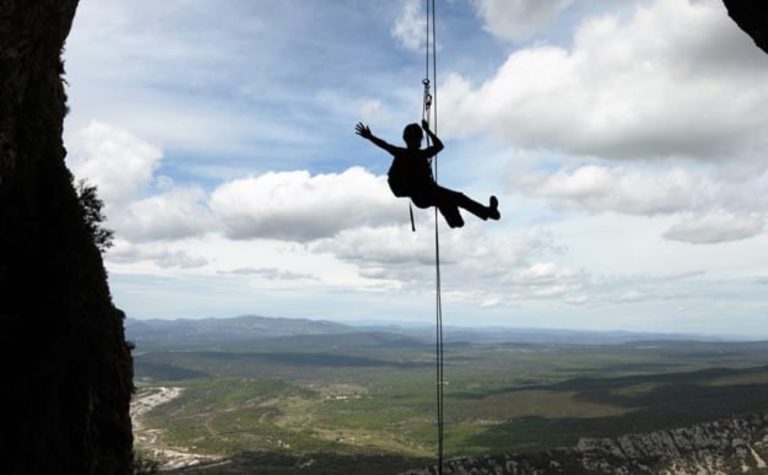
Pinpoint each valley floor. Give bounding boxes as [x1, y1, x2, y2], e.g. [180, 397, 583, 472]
[130, 339, 768, 473]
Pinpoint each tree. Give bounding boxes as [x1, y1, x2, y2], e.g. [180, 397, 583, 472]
[76, 179, 114, 253]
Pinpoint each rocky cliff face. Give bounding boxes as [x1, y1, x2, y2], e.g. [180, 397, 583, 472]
[723, 0, 768, 55]
[401, 412, 768, 474]
[0, 1, 134, 474]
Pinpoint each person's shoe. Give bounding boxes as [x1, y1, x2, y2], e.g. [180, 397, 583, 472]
[448, 213, 465, 228]
[488, 196, 500, 220]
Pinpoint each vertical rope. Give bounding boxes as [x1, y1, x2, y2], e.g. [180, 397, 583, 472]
[423, 0, 444, 473]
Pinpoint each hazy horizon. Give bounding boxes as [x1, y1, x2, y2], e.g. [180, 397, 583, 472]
[124, 312, 764, 341]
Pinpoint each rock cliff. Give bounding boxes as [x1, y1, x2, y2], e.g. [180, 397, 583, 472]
[723, 0, 768, 55]
[401, 412, 768, 474]
[0, 1, 134, 473]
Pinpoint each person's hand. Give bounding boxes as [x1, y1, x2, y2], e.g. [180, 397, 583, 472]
[355, 122, 372, 139]
[421, 119, 430, 131]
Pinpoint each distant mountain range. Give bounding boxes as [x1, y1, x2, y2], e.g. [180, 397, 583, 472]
[125, 315, 351, 344]
[125, 315, 738, 347]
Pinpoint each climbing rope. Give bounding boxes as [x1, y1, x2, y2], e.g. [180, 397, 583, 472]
[421, 0, 445, 473]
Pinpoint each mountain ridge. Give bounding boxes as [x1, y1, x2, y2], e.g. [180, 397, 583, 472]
[125, 315, 754, 346]
[401, 411, 768, 474]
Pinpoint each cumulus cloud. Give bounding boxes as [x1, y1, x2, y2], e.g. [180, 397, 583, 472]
[442, 0, 768, 160]
[458, 0, 768, 247]
[512, 157, 768, 244]
[68, 121, 161, 205]
[217, 267, 316, 280]
[315, 222, 584, 303]
[502, 262, 586, 299]
[514, 164, 702, 215]
[471, 0, 573, 42]
[315, 224, 436, 267]
[67, 122, 421, 245]
[116, 185, 215, 242]
[663, 212, 765, 244]
[154, 251, 208, 269]
[68, 122, 215, 242]
[210, 167, 404, 242]
[392, 0, 427, 52]
[107, 243, 208, 269]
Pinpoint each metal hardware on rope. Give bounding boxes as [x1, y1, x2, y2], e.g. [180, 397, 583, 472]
[422, 78, 433, 119]
[423, 78, 434, 168]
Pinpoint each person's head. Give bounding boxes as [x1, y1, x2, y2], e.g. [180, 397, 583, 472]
[403, 123, 423, 149]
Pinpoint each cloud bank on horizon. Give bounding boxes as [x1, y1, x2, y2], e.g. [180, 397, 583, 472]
[63, 0, 768, 337]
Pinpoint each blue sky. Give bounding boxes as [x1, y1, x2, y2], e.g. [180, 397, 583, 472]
[63, 0, 768, 337]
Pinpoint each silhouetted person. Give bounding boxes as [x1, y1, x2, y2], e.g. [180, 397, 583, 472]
[356, 120, 500, 228]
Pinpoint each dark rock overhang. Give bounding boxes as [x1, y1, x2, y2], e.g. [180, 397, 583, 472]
[723, 0, 768, 54]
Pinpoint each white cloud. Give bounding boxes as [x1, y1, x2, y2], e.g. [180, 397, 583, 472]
[471, 0, 573, 42]
[613, 287, 691, 303]
[66, 123, 425, 245]
[503, 261, 586, 301]
[68, 122, 215, 242]
[107, 242, 208, 269]
[392, 0, 427, 52]
[479, 298, 502, 308]
[315, 224, 436, 267]
[210, 167, 404, 242]
[117, 186, 215, 242]
[216, 267, 317, 280]
[67, 121, 161, 205]
[663, 212, 765, 244]
[314, 222, 585, 303]
[154, 251, 209, 269]
[441, 0, 768, 160]
[514, 164, 702, 215]
[511, 158, 768, 244]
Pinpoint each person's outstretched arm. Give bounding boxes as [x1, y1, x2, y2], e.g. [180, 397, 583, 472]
[422, 119, 444, 154]
[356, 122, 399, 155]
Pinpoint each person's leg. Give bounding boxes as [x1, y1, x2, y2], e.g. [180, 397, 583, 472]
[437, 186, 499, 221]
[438, 202, 464, 228]
[411, 188, 464, 228]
